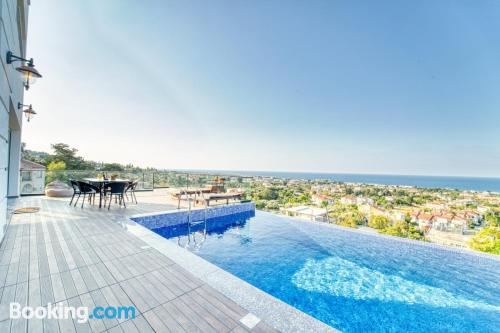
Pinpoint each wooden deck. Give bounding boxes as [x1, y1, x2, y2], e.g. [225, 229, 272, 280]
[0, 192, 277, 333]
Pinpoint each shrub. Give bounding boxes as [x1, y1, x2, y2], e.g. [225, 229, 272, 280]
[368, 215, 390, 229]
[469, 227, 500, 255]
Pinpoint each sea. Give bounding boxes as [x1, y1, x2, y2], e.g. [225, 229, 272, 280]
[182, 170, 500, 193]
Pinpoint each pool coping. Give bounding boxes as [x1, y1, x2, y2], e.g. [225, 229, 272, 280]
[125, 208, 338, 333]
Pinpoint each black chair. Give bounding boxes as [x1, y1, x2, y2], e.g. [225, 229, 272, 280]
[75, 181, 99, 208]
[69, 180, 81, 206]
[125, 181, 138, 204]
[104, 182, 129, 210]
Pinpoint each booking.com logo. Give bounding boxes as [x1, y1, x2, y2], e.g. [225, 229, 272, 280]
[10, 303, 136, 323]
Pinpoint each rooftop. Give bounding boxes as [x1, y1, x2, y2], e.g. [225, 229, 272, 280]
[20, 159, 46, 171]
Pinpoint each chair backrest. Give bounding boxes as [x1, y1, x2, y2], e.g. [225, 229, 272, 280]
[70, 180, 80, 192]
[77, 181, 98, 193]
[107, 182, 128, 194]
[129, 181, 139, 190]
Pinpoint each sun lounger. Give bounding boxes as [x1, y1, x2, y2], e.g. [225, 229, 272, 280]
[200, 192, 242, 206]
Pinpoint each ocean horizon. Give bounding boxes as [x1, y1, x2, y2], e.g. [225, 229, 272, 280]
[175, 170, 500, 193]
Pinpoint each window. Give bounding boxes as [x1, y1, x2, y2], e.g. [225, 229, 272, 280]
[21, 171, 32, 181]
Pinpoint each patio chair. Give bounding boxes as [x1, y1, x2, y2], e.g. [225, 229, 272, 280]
[69, 180, 81, 206]
[75, 181, 99, 208]
[125, 181, 138, 204]
[104, 182, 129, 210]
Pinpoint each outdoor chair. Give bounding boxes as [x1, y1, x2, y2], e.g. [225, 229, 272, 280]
[75, 181, 99, 208]
[104, 182, 129, 210]
[69, 180, 81, 206]
[125, 181, 138, 204]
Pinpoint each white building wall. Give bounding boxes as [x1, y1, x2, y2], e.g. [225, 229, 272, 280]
[0, 0, 30, 241]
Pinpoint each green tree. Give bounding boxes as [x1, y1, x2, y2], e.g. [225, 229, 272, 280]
[484, 212, 500, 227]
[47, 143, 93, 170]
[46, 161, 68, 183]
[469, 227, 500, 254]
[368, 215, 391, 229]
[47, 161, 66, 171]
[100, 163, 125, 171]
[337, 211, 365, 228]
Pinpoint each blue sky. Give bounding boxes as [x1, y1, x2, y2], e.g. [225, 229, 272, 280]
[24, 0, 500, 176]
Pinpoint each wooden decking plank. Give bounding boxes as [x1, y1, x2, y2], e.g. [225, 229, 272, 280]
[40, 274, 55, 305]
[190, 287, 240, 329]
[121, 278, 160, 312]
[57, 300, 77, 333]
[231, 326, 250, 333]
[67, 295, 92, 333]
[136, 273, 174, 304]
[180, 291, 233, 332]
[169, 296, 217, 333]
[161, 301, 203, 333]
[79, 292, 106, 333]
[0, 284, 17, 321]
[60, 271, 79, 299]
[198, 284, 248, 318]
[127, 315, 154, 333]
[142, 310, 172, 333]
[107, 325, 124, 333]
[70, 269, 89, 295]
[93, 262, 117, 287]
[89, 289, 119, 330]
[51, 273, 68, 303]
[141, 272, 177, 301]
[151, 305, 185, 333]
[119, 319, 141, 333]
[118, 280, 150, 314]
[153, 267, 191, 295]
[164, 264, 203, 290]
[11, 282, 28, 333]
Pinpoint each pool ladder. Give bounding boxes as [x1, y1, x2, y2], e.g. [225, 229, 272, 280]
[178, 189, 208, 250]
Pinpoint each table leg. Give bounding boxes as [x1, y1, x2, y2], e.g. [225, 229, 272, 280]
[99, 186, 103, 208]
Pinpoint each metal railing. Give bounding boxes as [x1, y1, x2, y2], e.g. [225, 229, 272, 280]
[19, 169, 255, 196]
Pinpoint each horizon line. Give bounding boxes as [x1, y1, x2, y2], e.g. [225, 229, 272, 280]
[163, 168, 500, 180]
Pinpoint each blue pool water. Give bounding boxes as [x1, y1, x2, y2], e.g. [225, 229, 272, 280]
[151, 211, 500, 333]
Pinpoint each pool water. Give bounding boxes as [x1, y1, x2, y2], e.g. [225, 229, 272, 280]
[152, 211, 500, 333]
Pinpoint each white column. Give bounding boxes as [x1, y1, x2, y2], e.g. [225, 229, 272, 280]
[7, 129, 22, 198]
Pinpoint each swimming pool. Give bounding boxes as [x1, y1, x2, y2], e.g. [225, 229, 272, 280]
[144, 210, 500, 333]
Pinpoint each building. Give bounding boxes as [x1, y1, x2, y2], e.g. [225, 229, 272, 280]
[1, 0, 31, 241]
[340, 195, 356, 205]
[312, 194, 333, 206]
[411, 211, 434, 229]
[282, 205, 329, 222]
[20, 159, 46, 194]
[392, 210, 407, 221]
[340, 195, 374, 206]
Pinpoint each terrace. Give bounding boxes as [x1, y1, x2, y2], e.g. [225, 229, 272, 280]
[1, 188, 333, 333]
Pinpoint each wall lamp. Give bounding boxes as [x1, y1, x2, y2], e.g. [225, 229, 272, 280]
[6, 51, 43, 90]
[18, 103, 37, 122]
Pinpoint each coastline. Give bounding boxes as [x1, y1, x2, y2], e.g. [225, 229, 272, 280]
[170, 169, 500, 193]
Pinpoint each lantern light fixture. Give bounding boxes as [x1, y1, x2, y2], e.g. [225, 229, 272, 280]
[6, 51, 42, 90]
[17, 103, 37, 122]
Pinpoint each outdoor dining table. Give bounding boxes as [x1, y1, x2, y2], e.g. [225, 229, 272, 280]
[83, 178, 130, 208]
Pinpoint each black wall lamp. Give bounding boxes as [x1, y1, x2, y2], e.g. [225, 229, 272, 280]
[6, 51, 43, 90]
[18, 103, 36, 122]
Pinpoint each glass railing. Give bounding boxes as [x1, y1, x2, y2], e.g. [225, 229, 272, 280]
[19, 169, 255, 196]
